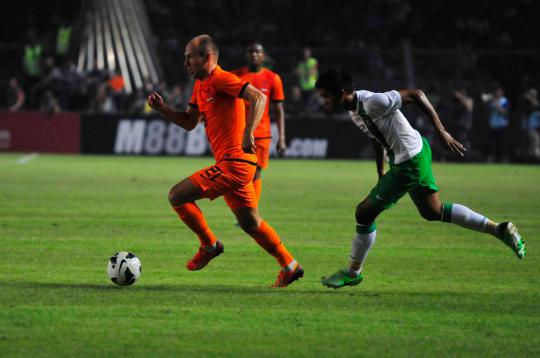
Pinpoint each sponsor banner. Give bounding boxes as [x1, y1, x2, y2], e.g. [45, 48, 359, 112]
[0, 111, 80, 153]
[81, 114, 367, 158]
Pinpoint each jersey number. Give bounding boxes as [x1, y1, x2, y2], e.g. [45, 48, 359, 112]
[200, 165, 223, 181]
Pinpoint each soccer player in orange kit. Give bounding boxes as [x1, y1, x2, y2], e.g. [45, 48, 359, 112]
[147, 35, 303, 287]
[232, 43, 286, 203]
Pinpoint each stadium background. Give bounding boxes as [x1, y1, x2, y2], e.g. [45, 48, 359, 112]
[2, 0, 540, 162]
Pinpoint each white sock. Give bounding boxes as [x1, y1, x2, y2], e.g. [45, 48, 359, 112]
[441, 203, 489, 233]
[283, 259, 297, 272]
[349, 223, 377, 276]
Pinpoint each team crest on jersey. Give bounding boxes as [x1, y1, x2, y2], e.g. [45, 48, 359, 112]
[200, 84, 217, 103]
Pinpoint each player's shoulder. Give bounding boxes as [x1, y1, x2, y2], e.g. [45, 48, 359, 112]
[358, 89, 399, 101]
[212, 66, 241, 82]
[356, 90, 372, 102]
[262, 68, 279, 77]
[261, 68, 282, 83]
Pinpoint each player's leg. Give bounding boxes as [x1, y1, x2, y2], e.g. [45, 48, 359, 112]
[410, 189, 526, 259]
[410, 134, 524, 258]
[350, 198, 385, 273]
[253, 139, 270, 203]
[225, 183, 303, 287]
[170, 165, 230, 271]
[321, 196, 385, 289]
[170, 178, 218, 250]
[321, 164, 414, 289]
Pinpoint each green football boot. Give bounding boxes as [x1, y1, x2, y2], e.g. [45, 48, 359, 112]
[498, 222, 526, 259]
[321, 269, 363, 289]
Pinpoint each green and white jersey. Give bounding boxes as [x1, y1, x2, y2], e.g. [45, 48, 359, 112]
[349, 90, 423, 164]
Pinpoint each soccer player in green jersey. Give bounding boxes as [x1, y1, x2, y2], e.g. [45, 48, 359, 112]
[315, 69, 526, 289]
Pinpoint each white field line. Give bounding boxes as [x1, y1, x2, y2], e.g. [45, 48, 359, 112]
[16, 153, 39, 165]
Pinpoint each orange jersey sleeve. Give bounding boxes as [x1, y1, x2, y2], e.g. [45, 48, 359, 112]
[271, 73, 285, 102]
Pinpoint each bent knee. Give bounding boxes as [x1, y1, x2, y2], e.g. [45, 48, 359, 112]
[420, 208, 442, 221]
[168, 187, 177, 205]
[168, 185, 187, 207]
[355, 205, 376, 225]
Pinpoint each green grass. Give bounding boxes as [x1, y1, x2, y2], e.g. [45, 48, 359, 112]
[1, 153, 539, 357]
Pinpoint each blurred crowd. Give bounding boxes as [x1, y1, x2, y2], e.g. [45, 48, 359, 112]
[2, 55, 190, 115]
[410, 85, 540, 162]
[0, 43, 325, 116]
[4, 46, 540, 162]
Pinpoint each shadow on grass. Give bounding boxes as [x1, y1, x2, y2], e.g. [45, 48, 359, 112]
[0, 280, 382, 296]
[2, 281, 537, 316]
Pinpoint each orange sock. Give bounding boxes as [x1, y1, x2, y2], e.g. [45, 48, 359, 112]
[173, 202, 217, 248]
[253, 178, 262, 203]
[249, 220, 294, 268]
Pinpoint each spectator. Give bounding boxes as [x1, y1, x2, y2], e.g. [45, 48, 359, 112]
[6, 77, 26, 112]
[22, 33, 42, 80]
[91, 83, 116, 113]
[60, 60, 84, 109]
[108, 71, 127, 110]
[295, 47, 318, 106]
[485, 86, 510, 162]
[34, 56, 62, 100]
[453, 87, 474, 151]
[39, 90, 61, 114]
[108, 71, 125, 94]
[286, 85, 304, 116]
[523, 88, 540, 159]
[129, 89, 150, 115]
[56, 23, 72, 58]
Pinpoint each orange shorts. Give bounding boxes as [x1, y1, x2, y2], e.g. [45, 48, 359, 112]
[255, 138, 271, 169]
[189, 159, 258, 209]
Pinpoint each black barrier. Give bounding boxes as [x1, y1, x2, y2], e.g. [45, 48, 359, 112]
[80, 114, 369, 158]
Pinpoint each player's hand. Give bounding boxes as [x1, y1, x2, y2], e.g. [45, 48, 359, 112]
[439, 130, 466, 157]
[147, 92, 167, 112]
[242, 132, 256, 154]
[276, 138, 287, 157]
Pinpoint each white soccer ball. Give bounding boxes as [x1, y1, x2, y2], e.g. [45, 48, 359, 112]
[107, 252, 141, 286]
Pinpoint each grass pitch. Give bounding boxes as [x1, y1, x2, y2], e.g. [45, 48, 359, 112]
[0, 153, 539, 357]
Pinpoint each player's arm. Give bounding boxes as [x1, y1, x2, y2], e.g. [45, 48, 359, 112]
[147, 91, 200, 131]
[241, 84, 267, 153]
[371, 139, 385, 180]
[399, 89, 466, 156]
[272, 101, 287, 157]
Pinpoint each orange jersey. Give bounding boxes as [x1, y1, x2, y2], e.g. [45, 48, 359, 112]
[189, 65, 256, 163]
[231, 67, 284, 139]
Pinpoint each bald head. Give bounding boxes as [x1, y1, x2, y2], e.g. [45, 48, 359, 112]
[189, 34, 219, 59]
[184, 34, 219, 79]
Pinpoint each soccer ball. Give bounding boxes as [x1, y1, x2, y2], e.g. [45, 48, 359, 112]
[107, 252, 142, 286]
